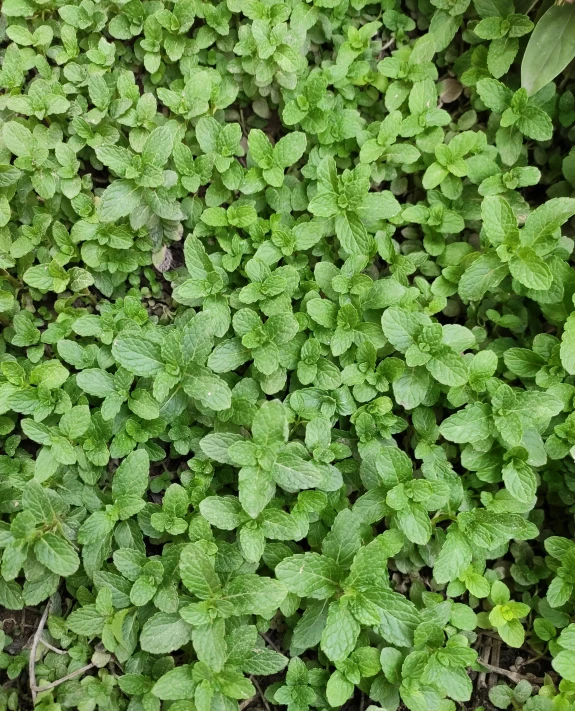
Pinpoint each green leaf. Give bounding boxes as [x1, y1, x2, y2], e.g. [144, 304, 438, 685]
[360, 191, 402, 221]
[238, 466, 275, 519]
[320, 600, 360, 662]
[76, 369, 116, 397]
[252, 399, 288, 446]
[335, 212, 372, 255]
[509, 247, 552, 290]
[498, 618, 525, 648]
[276, 553, 341, 599]
[34, 534, 80, 576]
[242, 647, 288, 675]
[326, 670, 354, 707]
[224, 574, 287, 616]
[248, 128, 273, 166]
[322, 509, 362, 568]
[112, 335, 164, 376]
[272, 453, 323, 492]
[561, 313, 575, 375]
[552, 651, 575, 683]
[434, 527, 472, 584]
[3, 121, 33, 156]
[521, 198, 575, 253]
[274, 131, 307, 169]
[353, 588, 420, 647]
[381, 307, 424, 352]
[521, 4, 575, 96]
[180, 542, 221, 599]
[199, 495, 244, 529]
[112, 449, 149, 501]
[482, 195, 517, 244]
[142, 122, 177, 168]
[98, 180, 143, 222]
[152, 666, 196, 700]
[502, 459, 537, 503]
[459, 253, 508, 301]
[67, 605, 107, 636]
[140, 612, 192, 654]
[395, 503, 432, 545]
[59, 405, 91, 439]
[193, 618, 227, 671]
[440, 403, 492, 443]
[547, 576, 573, 608]
[290, 600, 330, 654]
[183, 372, 232, 411]
[426, 351, 468, 387]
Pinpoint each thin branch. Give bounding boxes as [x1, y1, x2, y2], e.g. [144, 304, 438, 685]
[479, 630, 504, 641]
[29, 602, 51, 704]
[479, 631, 542, 660]
[259, 631, 281, 653]
[252, 676, 271, 711]
[477, 635, 492, 690]
[31, 663, 96, 694]
[381, 37, 395, 53]
[515, 653, 553, 671]
[489, 637, 501, 688]
[0, 269, 21, 288]
[526, 0, 541, 14]
[478, 662, 544, 685]
[239, 697, 256, 710]
[40, 639, 68, 655]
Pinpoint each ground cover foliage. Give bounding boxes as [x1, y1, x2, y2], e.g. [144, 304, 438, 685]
[3, 0, 575, 709]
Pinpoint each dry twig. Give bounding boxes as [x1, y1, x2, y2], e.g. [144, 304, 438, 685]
[489, 638, 501, 688]
[40, 639, 67, 655]
[515, 653, 552, 671]
[477, 635, 492, 690]
[382, 37, 395, 52]
[239, 675, 271, 711]
[29, 602, 51, 704]
[252, 676, 271, 711]
[29, 599, 95, 702]
[478, 662, 544, 685]
[259, 631, 281, 653]
[32, 663, 96, 695]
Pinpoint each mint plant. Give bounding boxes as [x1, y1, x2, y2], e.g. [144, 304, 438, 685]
[2, 0, 575, 709]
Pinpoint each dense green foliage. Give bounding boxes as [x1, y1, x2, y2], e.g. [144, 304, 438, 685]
[3, 0, 575, 709]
